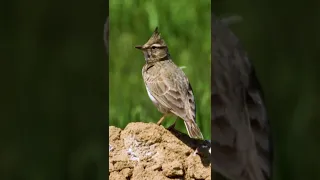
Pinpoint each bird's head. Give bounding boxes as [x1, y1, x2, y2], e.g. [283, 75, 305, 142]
[135, 27, 170, 63]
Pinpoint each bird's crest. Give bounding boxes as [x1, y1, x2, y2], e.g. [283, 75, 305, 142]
[144, 27, 166, 47]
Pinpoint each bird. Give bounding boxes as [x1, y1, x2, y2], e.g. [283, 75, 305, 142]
[211, 13, 272, 180]
[135, 27, 204, 140]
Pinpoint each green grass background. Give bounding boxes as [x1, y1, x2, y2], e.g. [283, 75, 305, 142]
[109, 0, 211, 139]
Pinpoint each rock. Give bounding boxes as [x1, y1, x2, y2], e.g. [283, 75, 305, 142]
[162, 160, 184, 177]
[109, 122, 211, 180]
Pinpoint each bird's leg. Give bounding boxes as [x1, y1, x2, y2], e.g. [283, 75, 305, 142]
[167, 117, 178, 130]
[157, 114, 167, 125]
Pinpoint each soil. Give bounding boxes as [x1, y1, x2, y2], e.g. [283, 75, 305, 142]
[109, 122, 211, 180]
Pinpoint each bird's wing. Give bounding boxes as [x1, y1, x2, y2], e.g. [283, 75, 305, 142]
[144, 65, 195, 121]
[185, 81, 197, 122]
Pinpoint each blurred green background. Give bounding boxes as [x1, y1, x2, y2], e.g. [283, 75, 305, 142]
[109, 0, 211, 139]
[214, 1, 320, 180]
[1, 1, 108, 180]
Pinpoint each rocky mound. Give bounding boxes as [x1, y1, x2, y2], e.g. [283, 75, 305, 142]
[109, 122, 211, 180]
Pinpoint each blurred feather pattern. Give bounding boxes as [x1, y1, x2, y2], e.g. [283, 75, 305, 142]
[211, 13, 272, 180]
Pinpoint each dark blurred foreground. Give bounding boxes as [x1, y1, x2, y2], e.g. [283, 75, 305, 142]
[214, 1, 320, 180]
[1, 1, 109, 180]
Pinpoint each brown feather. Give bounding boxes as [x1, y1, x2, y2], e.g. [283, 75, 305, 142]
[212, 13, 272, 180]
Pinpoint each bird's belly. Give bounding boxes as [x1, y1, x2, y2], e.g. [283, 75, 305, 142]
[145, 86, 169, 114]
[146, 86, 157, 104]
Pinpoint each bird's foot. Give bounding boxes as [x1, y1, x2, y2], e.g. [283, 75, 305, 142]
[157, 115, 166, 125]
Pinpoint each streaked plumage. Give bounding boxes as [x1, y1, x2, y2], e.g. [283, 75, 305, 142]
[135, 27, 204, 139]
[212, 14, 272, 180]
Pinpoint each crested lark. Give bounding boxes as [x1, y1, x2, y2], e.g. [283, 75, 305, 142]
[135, 27, 204, 140]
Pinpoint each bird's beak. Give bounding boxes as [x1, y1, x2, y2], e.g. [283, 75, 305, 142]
[135, 45, 144, 50]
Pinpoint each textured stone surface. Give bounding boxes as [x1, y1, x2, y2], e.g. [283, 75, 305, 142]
[109, 122, 211, 180]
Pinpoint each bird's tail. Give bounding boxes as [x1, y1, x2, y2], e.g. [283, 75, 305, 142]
[184, 120, 204, 140]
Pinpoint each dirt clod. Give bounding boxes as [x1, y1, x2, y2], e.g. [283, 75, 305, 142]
[162, 160, 184, 177]
[109, 122, 211, 180]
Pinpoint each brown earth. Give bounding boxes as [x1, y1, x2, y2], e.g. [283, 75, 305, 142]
[109, 122, 211, 180]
